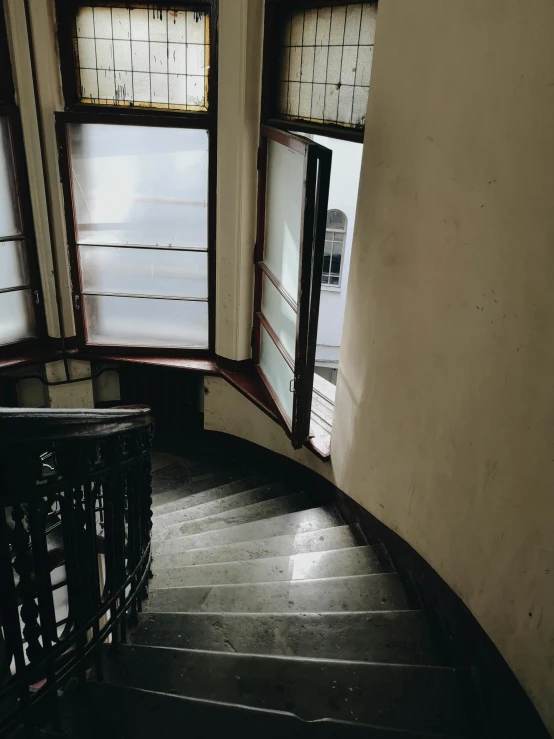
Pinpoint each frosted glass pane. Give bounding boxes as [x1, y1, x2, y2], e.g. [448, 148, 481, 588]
[264, 139, 304, 301]
[261, 275, 297, 359]
[80, 245, 207, 299]
[0, 289, 34, 346]
[75, 6, 209, 110]
[0, 118, 21, 238]
[278, 4, 376, 129]
[0, 241, 29, 290]
[95, 39, 114, 71]
[84, 295, 208, 348]
[260, 326, 294, 424]
[69, 124, 208, 249]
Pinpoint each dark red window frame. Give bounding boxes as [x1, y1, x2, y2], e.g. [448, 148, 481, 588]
[253, 125, 331, 448]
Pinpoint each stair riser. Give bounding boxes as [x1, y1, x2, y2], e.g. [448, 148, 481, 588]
[72, 682, 455, 739]
[152, 507, 343, 556]
[150, 546, 389, 588]
[152, 476, 269, 519]
[152, 483, 290, 532]
[144, 574, 409, 614]
[152, 493, 313, 543]
[103, 646, 468, 735]
[152, 526, 361, 569]
[131, 611, 442, 665]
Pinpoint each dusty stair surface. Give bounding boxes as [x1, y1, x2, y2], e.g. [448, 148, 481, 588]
[62, 443, 473, 738]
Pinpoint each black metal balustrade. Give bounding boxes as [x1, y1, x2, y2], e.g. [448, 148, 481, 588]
[0, 406, 154, 737]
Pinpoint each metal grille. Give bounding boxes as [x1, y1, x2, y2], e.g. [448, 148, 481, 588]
[73, 5, 210, 111]
[278, 3, 377, 130]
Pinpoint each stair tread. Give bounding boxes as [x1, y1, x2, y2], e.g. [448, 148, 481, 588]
[153, 492, 316, 542]
[69, 682, 461, 739]
[153, 482, 291, 530]
[144, 573, 409, 613]
[151, 546, 391, 588]
[153, 526, 361, 569]
[153, 505, 342, 556]
[130, 611, 442, 665]
[152, 475, 270, 518]
[101, 645, 469, 736]
[152, 469, 249, 508]
[152, 460, 240, 494]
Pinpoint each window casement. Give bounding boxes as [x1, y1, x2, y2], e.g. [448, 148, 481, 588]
[55, 1, 217, 356]
[0, 8, 47, 357]
[253, 126, 331, 449]
[256, 1, 374, 453]
[262, 0, 377, 143]
[322, 209, 346, 287]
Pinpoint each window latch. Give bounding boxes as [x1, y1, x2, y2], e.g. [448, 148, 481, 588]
[289, 379, 294, 393]
[74, 294, 81, 311]
[33, 290, 40, 305]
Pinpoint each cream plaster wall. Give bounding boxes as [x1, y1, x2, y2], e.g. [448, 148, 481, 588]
[207, 0, 554, 730]
[331, 0, 554, 732]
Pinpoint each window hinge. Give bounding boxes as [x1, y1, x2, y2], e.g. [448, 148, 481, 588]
[251, 325, 255, 349]
[257, 147, 261, 171]
[33, 290, 40, 305]
[74, 294, 81, 311]
[253, 242, 257, 263]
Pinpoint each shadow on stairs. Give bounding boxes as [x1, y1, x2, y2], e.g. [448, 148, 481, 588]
[52, 438, 473, 739]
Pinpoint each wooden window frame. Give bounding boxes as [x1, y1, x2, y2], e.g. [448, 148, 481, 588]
[0, 7, 48, 359]
[55, 0, 217, 359]
[253, 126, 331, 449]
[261, 0, 378, 144]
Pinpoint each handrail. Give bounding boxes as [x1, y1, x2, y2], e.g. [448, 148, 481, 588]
[0, 405, 155, 736]
[0, 405, 152, 441]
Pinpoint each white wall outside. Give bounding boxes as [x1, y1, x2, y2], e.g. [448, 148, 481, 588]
[314, 135, 363, 373]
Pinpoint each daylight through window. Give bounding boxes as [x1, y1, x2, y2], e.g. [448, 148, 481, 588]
[278, 3, 376, 130]
[73, 5, 209, 110]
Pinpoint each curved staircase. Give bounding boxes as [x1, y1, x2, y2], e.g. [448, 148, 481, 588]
[64, 441, 471, 738]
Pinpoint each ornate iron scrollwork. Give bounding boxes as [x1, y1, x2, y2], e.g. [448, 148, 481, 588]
[0, 405, 154, 737]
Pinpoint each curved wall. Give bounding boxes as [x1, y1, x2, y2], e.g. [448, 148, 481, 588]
[332, 0, 554, 732]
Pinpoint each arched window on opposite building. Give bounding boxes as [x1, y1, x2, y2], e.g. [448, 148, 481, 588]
[322, 210, 347, 287]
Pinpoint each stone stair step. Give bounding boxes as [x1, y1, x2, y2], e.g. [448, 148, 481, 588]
[152, 506, 343, 556]
[130, 610, 442, 665]
[67, 682, 460, 739]
[144, 573, 409, 613]
[153, 482, 291, 531]
[152, 475, 270, 518]
[100, 645, 469, 736]
[151, 546, 390, 588]
[152, 460, 238, 494]
[152, 469, 249, 509]
[153, 526, 361, 569]
[152, 492, 318, 543]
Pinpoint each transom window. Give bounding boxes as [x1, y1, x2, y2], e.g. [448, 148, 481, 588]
[73, 5, 210, 111]
[263, 2, 377, 139]
[322, 209, 346, 287]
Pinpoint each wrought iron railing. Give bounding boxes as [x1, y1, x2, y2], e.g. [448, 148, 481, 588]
[0, 406, 154, 737]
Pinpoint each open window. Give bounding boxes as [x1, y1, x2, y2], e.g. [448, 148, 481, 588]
[258, 1, 376, 456]
[0, 7, 46, 358]
[253, 126, 331, 449]
[55, 1, 216, 356]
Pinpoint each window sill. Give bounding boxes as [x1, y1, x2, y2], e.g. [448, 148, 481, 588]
[321, 285, 341, 293]
[71, 351, 331, 460]
[0, 349, 59, 371]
